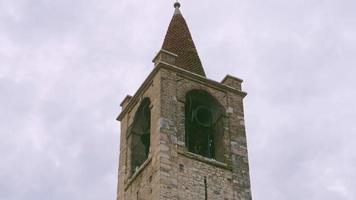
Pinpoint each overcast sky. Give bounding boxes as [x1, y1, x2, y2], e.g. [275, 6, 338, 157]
[1, 0, 356, 199]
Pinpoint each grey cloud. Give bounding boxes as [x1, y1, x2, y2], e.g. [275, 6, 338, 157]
[1, 0, 355, 200]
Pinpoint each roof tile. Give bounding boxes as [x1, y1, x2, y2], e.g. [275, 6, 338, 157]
[161, 6, 206, 77]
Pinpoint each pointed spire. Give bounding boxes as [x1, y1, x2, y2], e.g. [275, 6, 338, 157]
[160, 2, 206, 77]
[174, 1, 181, 15]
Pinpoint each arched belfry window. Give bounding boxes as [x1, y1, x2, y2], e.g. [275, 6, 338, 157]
[129, 98, 151, 175]
[185, 90, 225, 161]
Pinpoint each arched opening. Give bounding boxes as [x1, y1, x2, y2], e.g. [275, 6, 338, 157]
[129, 98, 151, 175]
[185, 90, 225, 161]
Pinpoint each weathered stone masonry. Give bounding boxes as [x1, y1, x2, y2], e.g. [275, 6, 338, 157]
[116, 3, 252, 200]
[116, 63, 252, 200]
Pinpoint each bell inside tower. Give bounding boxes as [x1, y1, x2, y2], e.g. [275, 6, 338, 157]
[185, 90, 225, 161]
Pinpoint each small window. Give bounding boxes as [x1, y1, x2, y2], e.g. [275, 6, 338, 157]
[129, 98, 151, 175]
[185, 90, 225, 161]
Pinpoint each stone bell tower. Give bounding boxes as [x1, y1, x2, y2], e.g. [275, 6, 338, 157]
[116, 2, 252, 200]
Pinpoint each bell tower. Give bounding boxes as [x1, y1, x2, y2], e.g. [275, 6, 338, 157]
[116, 2, 252, 200]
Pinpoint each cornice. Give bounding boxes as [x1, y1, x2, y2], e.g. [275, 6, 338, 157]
[117, 62, 247, 121]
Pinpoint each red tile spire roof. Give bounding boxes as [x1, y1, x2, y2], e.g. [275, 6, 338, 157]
[161, 2, 206, 77]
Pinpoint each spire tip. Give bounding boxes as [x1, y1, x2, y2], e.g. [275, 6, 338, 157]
[174, 1, 181, 9]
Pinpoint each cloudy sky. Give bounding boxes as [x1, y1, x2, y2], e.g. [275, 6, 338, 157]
[1, 0, 356, 199]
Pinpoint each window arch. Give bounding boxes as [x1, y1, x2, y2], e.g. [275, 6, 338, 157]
[129, 98, 151, 175]
[185, 90, 225, 161]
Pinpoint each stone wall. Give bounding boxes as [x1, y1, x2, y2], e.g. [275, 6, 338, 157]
[157, 67, 252, 200]
[117, 63, 252, 200]
[117, 71, 162, 200]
